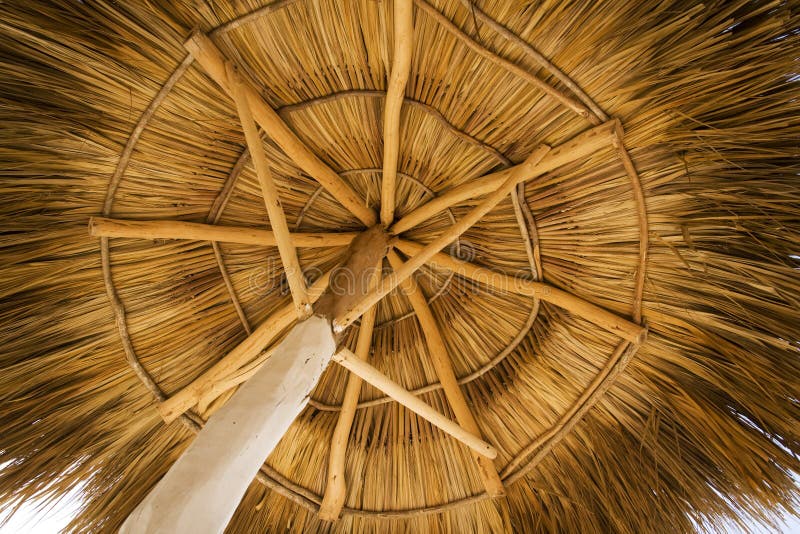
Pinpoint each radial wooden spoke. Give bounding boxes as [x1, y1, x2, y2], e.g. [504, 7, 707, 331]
[157, 270, 333, 423]
[387, 251, 504, 496]
[380, 0, 414, 226]
[395, 239, 647, 343]
[89, 217, 358, 248]
[229, 62, 310, 317]
[391, 120, 617, 235]
[333, 144, 551, 330]
[184, 32, 377, 226]
[319, 259, 382, 522]
[332, 349, 497, 459]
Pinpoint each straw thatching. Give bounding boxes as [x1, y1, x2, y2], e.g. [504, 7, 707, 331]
[1, 0, 798, 532]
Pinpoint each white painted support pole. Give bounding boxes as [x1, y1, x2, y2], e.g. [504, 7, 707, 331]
[120, 316, 336, 534]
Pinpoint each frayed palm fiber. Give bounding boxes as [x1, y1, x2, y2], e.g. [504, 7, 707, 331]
[1, 0, 799, 532]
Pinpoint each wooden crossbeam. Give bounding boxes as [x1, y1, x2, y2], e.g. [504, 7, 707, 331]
[333, 144, 552, 330]
[380, 0, 414, 226]
[332, 349, 497, 459]
[89, 218, 357, 248]
[184, 32, 377, 227]
[230, 63, 309, 317]
[394, 239, 647, 344]
[390, 120, 617, 235]
[319, 259, 382, 521]
[157, 270, 333, 423]
[388, 251, 505, 496]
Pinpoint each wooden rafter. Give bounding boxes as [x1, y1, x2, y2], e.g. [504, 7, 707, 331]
[388, 251, 505, 496]
[332, 349, 497, 459]
[184, 32, 377, 227]
[229, 62, 309, 316]
[391, 120, 617, 235]
[89, 217, 358, 248]
[395, 239, 647, 343]
[334, 145, 552, 330]
[157, 270, 333, 423]
[380, 0, 414, 226]
[319, 259, 382, 522]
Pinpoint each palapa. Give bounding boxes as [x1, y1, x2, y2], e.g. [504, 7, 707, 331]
[0, 1, 798, 532]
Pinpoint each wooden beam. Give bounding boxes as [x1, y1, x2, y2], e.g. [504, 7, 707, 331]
[394, 239, 647, 344]
[158, 227, 391, 424]
[318, 259, 382, 521]
[184, 32, 377, 227]
[89, 217, 358, 248]
[333, 144, 551, 330]
[380, 0, 414, 226]
[332, 349, 497, 459]
[391, 120, 617, 235]
[121, 316, 337, 534]
[157, 271, 332, 423]
[229, 62, 309, 317]
[388, 251, 505, 496]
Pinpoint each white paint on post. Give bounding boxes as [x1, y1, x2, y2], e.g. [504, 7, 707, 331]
[120, 316, 336, 534]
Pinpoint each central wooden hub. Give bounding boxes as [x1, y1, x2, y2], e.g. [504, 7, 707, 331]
[314, 225, 391, 323]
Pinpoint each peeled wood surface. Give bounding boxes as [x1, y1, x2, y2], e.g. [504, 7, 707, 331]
[388, 251, 505, 496]
[332, 350, 497, 459]
[380, 0, 414, 226]
[334, 145, 551, 329]
[391, 120, 617, 235]
[395, 239, 646, 343]
[230, 63, 309, 316]
[121, 316, 336, 534]
[318, 259, 382, 521]
[88, 217, 357, 248]
[184, 32, 377, 226]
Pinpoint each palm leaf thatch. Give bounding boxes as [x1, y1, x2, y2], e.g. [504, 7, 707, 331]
[1, 0, 799, 532]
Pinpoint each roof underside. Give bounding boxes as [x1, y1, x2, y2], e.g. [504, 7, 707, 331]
[0, 0, 799, 532]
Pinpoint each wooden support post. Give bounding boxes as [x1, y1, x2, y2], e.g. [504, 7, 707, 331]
[184, 32, 377, 226]
[318, 259, 382, 521]
[394, 239, 647, 344]
[121, 316, 337, 534]
[89, 217, 357, 248]
[334, 144, 551, 330]
[332, 349, 497, 459]
[380, 0, 414, 226]
[391, 120, 617, 235]
[387, 251, 505, 496]
[229, 62, 310, 318]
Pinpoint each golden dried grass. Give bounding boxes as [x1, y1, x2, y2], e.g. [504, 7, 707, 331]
[0, 0, 798, 532]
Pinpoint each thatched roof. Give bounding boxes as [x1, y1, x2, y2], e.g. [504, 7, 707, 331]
[1, 0, 798, 532]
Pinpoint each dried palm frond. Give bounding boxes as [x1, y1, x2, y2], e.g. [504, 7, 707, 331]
[1, 0, 798, 532]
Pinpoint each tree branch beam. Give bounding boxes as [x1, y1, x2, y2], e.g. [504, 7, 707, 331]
[394, 239, 647, 344]
[318, 259, 382, 522]
[380, 0, 414, 226]
[184, 32, 377, 226]
[332, 349, 497, 459]
[388, 251, 505, 496]
[157, 270, 333, 423]
[333, 144, 552, 330]
[89, 217, 358, 248]
[390, 120, 617, 235]
[229, 62, 309, 316]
